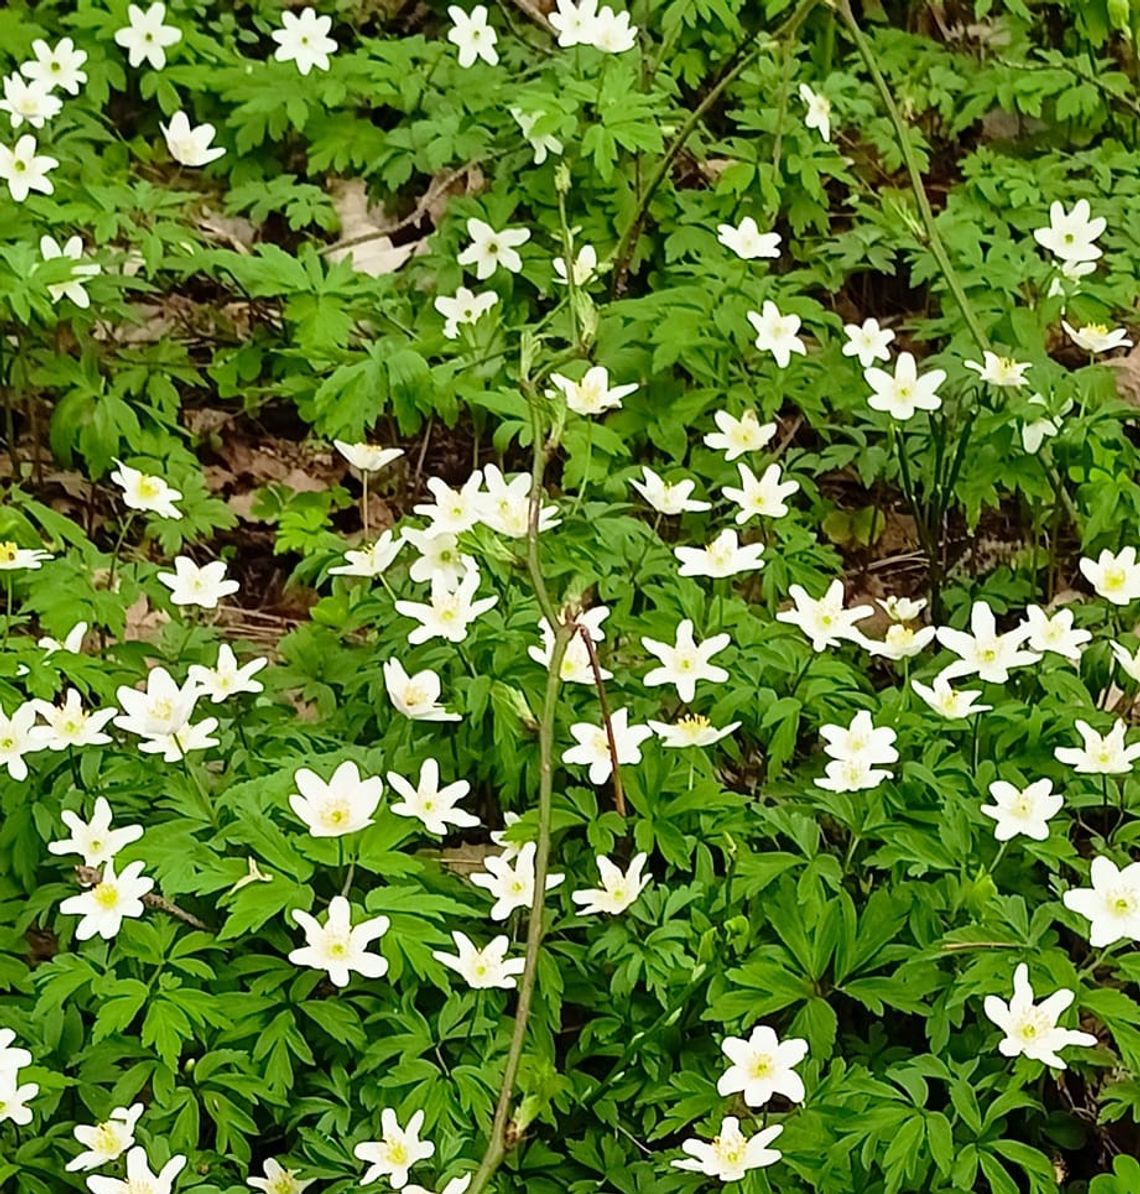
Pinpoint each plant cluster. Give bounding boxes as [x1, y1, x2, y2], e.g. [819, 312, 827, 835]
[2, 0, 1140, 1192]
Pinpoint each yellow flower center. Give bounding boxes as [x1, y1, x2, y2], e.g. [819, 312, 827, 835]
[0, 542, 19, 563]
[93, 883, 119, 909]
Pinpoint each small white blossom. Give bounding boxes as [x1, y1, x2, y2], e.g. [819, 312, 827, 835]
[981, 779, 1062, 842]
[511, 108, 562, 164]
[673, 1117, 783, 1182]
[0, 73, 61, 130]
[647, 715, 740, 749]
[965, 351, 1031, 388]
[113, 3, 182, 70]
[40, 235, 100, 308]
[434, 287, 498, 339]
[747, 301, 806, 368]
[433, 931, 524, 989]
[716, 217, 780, 261]
[247, 1157, 313, 1194]
[289, 761, 383, 838]
[271, 7, 337, 75]
[1033, 199, 1105, 263]
[842, 318, 894, 368]
[413, 472, 484, 535]
[935, 600, 1040, 684]
[865, 352, 945, 420]
[188, 644, 268, 703]
[798, 82, 831, 141]
[21, 38, 88, 95]
[571, 853, 650, 915]
[722, 462, 799, 523]
[110, 460, 182, 519]
[0, 701, 50, 780]
[563, 708, 653, 784]
[776, 579, 873, 651]
[642, 619, 730, 704]
[984, 964, 1096, 1070]
[383, 659, 461, 722]
[1062, 320, 1133, 355]
[288, 896, 390, 987]
[59, 859, 154, 941]
[630, 466, 710, 515]
[1054, 719, 1140, 775]
[387, 758, 479, 835]
[703, 410, 776, 461]
[1079, 547, 1140, 605]
[549, 366, 637, 416]
[911, 676, 991, 720]
[470, 842, 564, 920]
[447, 5, 499, 68]
[161, 111, 225, 167]
[157, 557, 239, 609]
[394, 563, 498, 645]
[67, 1104, 145, 1172]
[718, 1024, 808, 1107]
[674, 529, 765, 578]
[1021, 605, 1090, 662]
[355, 1110, 435, 1189]
[457, 218, 529, 279]
[1063, 856, 1140, 947]
[49, 797, 143, 868]
[0, 133, 58, 201]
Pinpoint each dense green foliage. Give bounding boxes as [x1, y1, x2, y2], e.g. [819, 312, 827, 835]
[2, 0, 1140, 1192]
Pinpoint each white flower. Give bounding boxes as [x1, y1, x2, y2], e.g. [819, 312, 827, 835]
[528, 614, 612, 685]
[911, 675, 991, 719]
[1021, 605, 1089, 662]
[457, 218, 529, 279]
[406, 1180, 471, 1194]
[0, 1071, 37, 1126]
[335, 441, 404, 473]
[865, 352, 945, 420]
[642, 619, 730, 704]
[553, 243, 598, 286]
[87, 1149, 185, 1194]
[113, 666, 200, 739]
[33, 689, 116, 750]
[1111, 641, 1140, 683]
[879, 595, 926, 622]
[716, 217, 780, 261]
[1080, 547, 1140, 605]
[489, 812, 525, 862]
[413, 471, 484, 535]
[160, 111, 224, 167]
[187, 644, 268, 703]
[1021, 393, 1069, 454]
[722, 462, 799, 523]
[511, 108, 562, 165]
[0, 73, 61, 129]
[935, 600, 1040, 684]
[0, 541, 51, 571]
[447, 5, 499, 67]
[1063, 856, 1140, 947]
[717, 1024, 808, 1107]
[0, 133, 58, 201]
[110, 460, 182, 519]
[158, 556, 240, 609]
[630, 466, 710, 515]
[480, 463, 559, 537]
[271, 7, 337, 76]
[49, 797, 143, 869]
[798, 82, 831, 141]
[39, 620, 88, 656]
[571, 853, 650, 915]
[433, 931, 524, 989]
[387, 758, 478, 835]
[1033, 199, 1105, 263]
[859, 622, 936, 661]
[67, 1104, 145, 1172]
[402, 528, 469, 587]
[549, 366, 637, 416]
[965, 351, 1031, 388]
[776, 579, 872, 651]
[113, 3, 182, 70]
[355, 1109, 435, 1189]
[984, 964, 1096, 1070]
[383, 659, 461, 722]
[675, 529, 765, 578]
[1054, 719, 1140, 775]
[981, 779, 1062, 842]
[21, 38, 88, 95]
[434, 287, 497, 339]
[815, 756, 893, 793]
[470, 841, 564, 920]
[289, 761, 383, 838]
[673, 1117, 783, 1182]
[1062, 320, 1133, 355]
[647, 715, 740, 749]
[0, 701, 49, 780]
[60, 859, 153, 941]
[329, 532, 405, 579]
[842, 318, 894, 368]
[703, 409, 776, 461]
[563, 708, 653, 784]
[591, 5, 638, 52]
[395, 564, 498, 645]
[288, 896, 390, 987]
[247, 1157, 313, 1194]
[549, 0, 600, 46]
[747, 301, 805, 368]
[0, 1030, 32, 1074]
[40, 235, 100, 308]
[820, 709, 897, 768]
